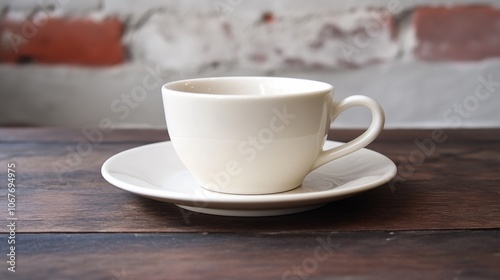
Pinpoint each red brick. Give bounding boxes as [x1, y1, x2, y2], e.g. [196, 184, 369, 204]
[0, 18, 124, 66]
[414, 6, 500, 61]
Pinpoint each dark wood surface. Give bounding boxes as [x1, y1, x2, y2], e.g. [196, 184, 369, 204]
[0, 128, 499, 279]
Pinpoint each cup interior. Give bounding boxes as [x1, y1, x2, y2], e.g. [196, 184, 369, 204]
[164, 77, 332, 97]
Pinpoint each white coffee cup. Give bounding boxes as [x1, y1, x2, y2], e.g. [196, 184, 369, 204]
[162, 77, 384, 195]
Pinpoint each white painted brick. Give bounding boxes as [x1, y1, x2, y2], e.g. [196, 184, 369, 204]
[127, 13, 236, 72]
[272, 0, 500, 15]
[2, 0, 101, 16]
[100, 0, 500, 19]
[235, 10, 398, 70]
[4, 0, 500, 20]
[99, 0, 215, 24]
[127, 10, 398, 71]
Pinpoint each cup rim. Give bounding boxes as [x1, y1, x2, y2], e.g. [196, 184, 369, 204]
[162, 76, 333, 99]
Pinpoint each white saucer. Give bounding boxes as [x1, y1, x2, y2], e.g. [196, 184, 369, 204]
[101, 141, 396, 217]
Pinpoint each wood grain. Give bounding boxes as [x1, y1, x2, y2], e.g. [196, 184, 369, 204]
[0, 129, 499, 233]
[1, 230, 499, 280]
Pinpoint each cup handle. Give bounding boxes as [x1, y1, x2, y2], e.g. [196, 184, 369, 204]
[311, 95, 385, 170]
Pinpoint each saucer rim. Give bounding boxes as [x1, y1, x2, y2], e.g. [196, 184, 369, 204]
[101, 141, 397, 210]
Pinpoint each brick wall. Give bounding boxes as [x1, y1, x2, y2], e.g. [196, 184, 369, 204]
[0, 0, 499, 127]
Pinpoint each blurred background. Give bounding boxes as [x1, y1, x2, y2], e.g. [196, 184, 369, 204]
[0, 0, 499, 128]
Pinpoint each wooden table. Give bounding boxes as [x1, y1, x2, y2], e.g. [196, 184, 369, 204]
[1, 128, 499, 280]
